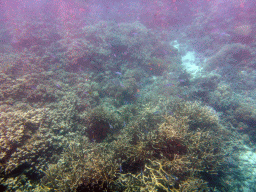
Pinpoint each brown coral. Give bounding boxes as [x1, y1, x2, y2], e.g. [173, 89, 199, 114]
[0, 107, 51, 175]
[40, 101, 230, 191]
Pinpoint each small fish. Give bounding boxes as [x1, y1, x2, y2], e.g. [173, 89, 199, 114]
[56, 84, 62, 89]
[165, 174, 169, 181]
[153, 111, 160, 114]
[171, 174, 179, 181]
[219, 32, 230, 37]
[109, 123, 114, 129]
[115, 72, 122, 75]
[123, 121, 126, 127]
[119, 165, 122, 173]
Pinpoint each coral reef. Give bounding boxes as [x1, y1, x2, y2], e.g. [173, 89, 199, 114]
[209, 83, 235, 111]
[41, 139, 119, 192]
[1, 2, 255, 190]
[40, 101, 231, 191]
[61, 21, 179, 76]
[205, 43, 252, 72]
[173, 101, 220, 131]
[0, 106, 57, 191]
[85, 105, 124, 142]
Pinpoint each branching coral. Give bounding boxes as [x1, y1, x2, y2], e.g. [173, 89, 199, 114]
[40, 100, 231, 191]
[41, 139, 119, 191]
[85, 105, 124, 142]
[62, 21, 179, 76]
[173, 101, 220, 131]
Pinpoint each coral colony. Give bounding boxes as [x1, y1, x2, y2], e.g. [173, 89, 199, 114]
[1, 0, 256, 191]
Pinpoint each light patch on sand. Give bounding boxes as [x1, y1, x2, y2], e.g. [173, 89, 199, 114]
[181, 51, 202, 78]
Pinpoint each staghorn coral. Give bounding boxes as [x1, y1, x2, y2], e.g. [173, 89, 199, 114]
[41, 139, 119, 192]
[111, 109, 227, 191]
[40, 100, 231, 191]
[173, 101, 220, 131]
